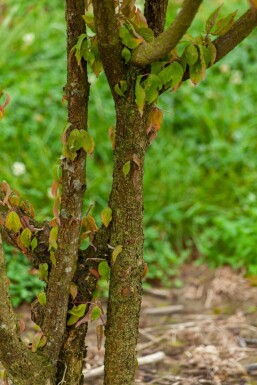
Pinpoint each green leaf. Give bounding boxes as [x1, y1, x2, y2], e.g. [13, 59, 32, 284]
[68, 129, 84, 152]
[151, 61, 165, 75]
[92, 59, 103, 78]
[5, 211, 22, 233]
[20, 228, 32, 248]
[205, 5, 223, 34]
[31, 331, 45, 352]
[31, 237, 38, 252]
[211, 11, 237, 36]
[49, 226, 58, 250]
[37, 291, 46, 306]
[159, 61, 184, 89]
[119, 25, 142, 49]
[123, 160, 131, 177]
[207, 42, 217, 65]
[101, 207, 112, 227]
[98, 261, 110, 281]
[144, 74, 162, 104]
[189, 59, 204, 85]
[185, 45, 198, 66]
[112, 245, 123, 264]
[50, 249, 56, 266]
[138, 27, 154, 42]
[68, 304, 87, 317]
[114, 81, 128, 97]
[38, 263, 48, 281]
[135, 75, 145, 116]
[122, 47, 131, 64]
[81, 130, 95, 154]
[91, 306, 101, 321]
[82, 13, 95, 32]
[67, 315, 79, 326]
[72, 33, 87, 66]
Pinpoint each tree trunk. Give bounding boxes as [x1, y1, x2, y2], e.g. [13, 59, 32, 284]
[104, 75, 150, 385]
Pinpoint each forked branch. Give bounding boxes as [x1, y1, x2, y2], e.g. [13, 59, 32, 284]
[132, 0, 203, 67]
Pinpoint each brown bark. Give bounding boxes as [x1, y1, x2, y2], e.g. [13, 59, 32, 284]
[42, 0, 89, 369]
[144, 0, 169, 36]
[103, 74, 151, 385]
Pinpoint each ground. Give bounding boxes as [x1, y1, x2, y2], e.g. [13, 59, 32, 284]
[13, 265, 257, 385]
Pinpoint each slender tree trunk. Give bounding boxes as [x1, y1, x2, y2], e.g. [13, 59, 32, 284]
[104, 75, 150, 385]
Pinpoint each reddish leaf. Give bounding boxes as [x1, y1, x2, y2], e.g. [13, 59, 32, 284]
[89, 268, 101, 280]
[147, 107, 163, 134]
[51, 180, 59, 198]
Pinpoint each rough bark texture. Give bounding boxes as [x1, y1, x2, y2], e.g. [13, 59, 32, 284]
[103, 74, 151, 385]
[144, 0, 169, 36]
[0, 234, 54, 385]
[132, 0, 203, 66]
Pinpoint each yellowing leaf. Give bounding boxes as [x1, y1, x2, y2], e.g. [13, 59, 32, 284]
[207, 42, 217, 65]
[96, 324, 104, 351]
[37, 291, 46, 306]
[68, 304, 87, 317]
[49, 226, 58, 250]
[82, 215, 98, 233]
[5, 211, 22, 233]
[69, 282, 78, 299]
[67, 315, 79, 326]
[81, 130, 95, 154]
[211, 11, 237, 36]
[112, 245, 123, 264]
[101, 207, 112, 227]
[123, 160, 131, 177]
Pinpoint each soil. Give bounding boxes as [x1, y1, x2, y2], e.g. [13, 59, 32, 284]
[13, 265, 257, 385]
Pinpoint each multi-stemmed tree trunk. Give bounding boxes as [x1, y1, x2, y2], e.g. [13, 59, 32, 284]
[1, 1, 257, 385]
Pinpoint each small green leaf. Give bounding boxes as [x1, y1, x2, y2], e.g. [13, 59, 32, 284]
[67, 315, 79, 326]
[207, 42, 217, 65]
[138, 27, 154, 42]
[185, 45, 198, 66]
[135, 75, 145, 116]
[81, 130, 95, 154]
[20, 228, 32, 248]
[205, 5, 223, 34]
[68, 129, 84, 152]
[211, 11, 237, 36]
[5, 211, 22, 233]
[114, 81, 127, 97]
[82, 13, 95, 32]
[101, 207, 112, 228]
[91, 306, 101, 321]
[112, 245, 123, 264]
[32, 331, 45, 352]
[50, 249, 56, 265]
[123, 160, 131, 177]
[189, 59, 204, 85]
[119, 25, 143, 49]
[98, 261, 110, 281]
[31, 237, 38, 252]
[68, 304, 87, 317]
[37, 291, 46, 306]
[122, 47, 131, 64]
[49, 226, 59, 250]
[144, 74, 162, 104]
[158, 61, 184, 89]
[38, 263, 49, 281]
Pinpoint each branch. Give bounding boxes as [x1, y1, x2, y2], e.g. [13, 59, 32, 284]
[41, 0, 90, 363]
[92, 0, 125, 89]
[144, 0, 169, 37]
[132, 0, 203, 67]
[214, 8, 257, 63]
[182, 8, 257, 82]
[0, 234, 52, 385]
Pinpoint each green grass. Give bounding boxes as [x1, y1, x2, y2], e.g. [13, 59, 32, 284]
[1, 0, 257, 304]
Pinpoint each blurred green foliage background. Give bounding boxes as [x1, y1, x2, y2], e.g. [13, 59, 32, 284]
[1, 0, 257, 305]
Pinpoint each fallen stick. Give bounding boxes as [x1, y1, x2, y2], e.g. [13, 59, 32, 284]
[144, 305, 184, 315]
[83, 351, 166, 380]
